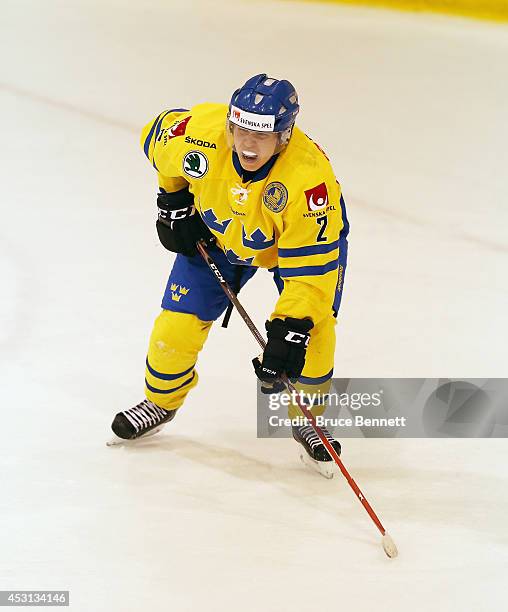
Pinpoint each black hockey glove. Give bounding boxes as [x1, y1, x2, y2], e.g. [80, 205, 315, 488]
[156, 187, 215, 257]
[252, 317, 314, 393]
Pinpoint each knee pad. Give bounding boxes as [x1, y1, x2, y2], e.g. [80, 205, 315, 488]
[149, 310, 212, 356]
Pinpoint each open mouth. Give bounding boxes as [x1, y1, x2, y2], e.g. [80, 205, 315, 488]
[241, 150, 258, 162]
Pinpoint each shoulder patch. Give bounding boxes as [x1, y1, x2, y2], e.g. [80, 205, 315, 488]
[263, 182, 288, 213]
[157, 116, 191, 146]
[183, 150, 209, 179]
[304, 182, 328, 211]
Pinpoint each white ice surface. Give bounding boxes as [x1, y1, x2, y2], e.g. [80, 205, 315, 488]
[1, 0, 507, 610]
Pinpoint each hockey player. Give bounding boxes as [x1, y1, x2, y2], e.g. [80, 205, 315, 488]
[110, 74, 349, 476]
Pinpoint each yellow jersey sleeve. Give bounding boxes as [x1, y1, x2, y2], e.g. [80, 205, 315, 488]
[140, 109, 191, 192]
[272, 177, 344, 325]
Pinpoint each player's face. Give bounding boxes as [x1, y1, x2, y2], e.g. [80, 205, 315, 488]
[233, 126, 279, 172]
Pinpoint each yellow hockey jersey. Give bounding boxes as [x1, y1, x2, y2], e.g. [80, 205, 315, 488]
[141, 103, 347, 325]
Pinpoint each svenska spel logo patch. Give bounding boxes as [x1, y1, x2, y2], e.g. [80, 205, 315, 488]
[263, 182, 288, 213]
[304, 182, 328, 211]
[158, 116, 191, 146]
[229, 105, 275, 132]
[183, 150, 209, 179]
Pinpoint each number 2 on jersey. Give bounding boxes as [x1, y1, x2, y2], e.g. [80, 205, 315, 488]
[316, 215, 328, 242]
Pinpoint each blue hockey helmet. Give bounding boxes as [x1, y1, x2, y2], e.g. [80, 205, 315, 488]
[227, 74, 299, 152]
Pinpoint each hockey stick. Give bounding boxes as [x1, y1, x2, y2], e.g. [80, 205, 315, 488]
[197, 241, 398, 559]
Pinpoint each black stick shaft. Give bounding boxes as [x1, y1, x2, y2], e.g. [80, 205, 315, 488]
[196, 242, 266, 350]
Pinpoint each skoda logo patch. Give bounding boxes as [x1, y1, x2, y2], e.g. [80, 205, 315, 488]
[263, 182, 288, 213]
[183, 150, 209, 179]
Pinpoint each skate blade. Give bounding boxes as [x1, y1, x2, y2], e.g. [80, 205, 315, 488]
[106, 425, 165, 447]
[298, 449, 337, 479]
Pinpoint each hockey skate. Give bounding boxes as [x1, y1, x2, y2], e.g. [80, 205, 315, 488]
[292, 424, 342, 479]
[107, 399, 177, 447]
